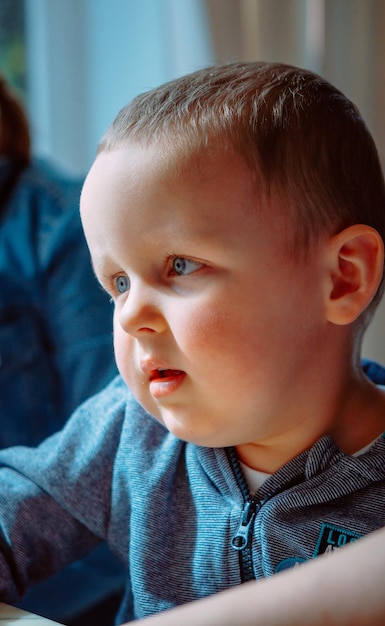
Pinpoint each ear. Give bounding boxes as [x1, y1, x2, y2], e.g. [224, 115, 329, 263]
[324, 224, 384, 325]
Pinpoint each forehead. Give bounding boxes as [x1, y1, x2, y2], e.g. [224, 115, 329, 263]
[81, 142, 259, 220]
[83, 141, 253, 192]
[80, 142, 288, 267]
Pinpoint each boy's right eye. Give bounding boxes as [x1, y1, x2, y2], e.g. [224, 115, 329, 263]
[114, 275, 130, 294]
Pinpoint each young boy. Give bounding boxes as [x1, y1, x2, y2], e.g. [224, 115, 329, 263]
[0, 61, 385, 625]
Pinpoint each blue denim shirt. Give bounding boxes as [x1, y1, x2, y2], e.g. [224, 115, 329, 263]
[0, 158, 124, 622]
[0, 158, 118, 447]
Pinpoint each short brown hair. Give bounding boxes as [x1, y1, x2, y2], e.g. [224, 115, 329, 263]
[100, 61, 385, 305]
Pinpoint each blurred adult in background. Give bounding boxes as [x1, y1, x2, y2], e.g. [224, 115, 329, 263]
[0, 74, 118, 446]
[0, 75, 124, 624]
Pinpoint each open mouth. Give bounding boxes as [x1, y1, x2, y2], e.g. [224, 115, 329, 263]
[150, 368, 184, 382]
[148, 368, 186, 398]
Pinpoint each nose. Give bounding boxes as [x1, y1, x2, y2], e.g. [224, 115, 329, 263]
[117, 281, 167, 336]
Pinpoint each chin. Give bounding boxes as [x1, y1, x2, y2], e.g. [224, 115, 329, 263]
[159, 413, 231, 448]
[157, 412, 200, 443]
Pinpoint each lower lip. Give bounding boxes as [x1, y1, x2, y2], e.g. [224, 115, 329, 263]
[149, 371, 186, 398]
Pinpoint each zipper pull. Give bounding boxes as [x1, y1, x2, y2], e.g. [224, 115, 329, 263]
[231, 499, 259, 551]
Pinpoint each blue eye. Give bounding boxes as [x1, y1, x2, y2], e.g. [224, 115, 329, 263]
[115, 275, 130, 293]
[172, 257, 202, 276]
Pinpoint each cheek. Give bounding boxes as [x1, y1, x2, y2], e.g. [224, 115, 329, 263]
[180, 290, 296, 377]
[112, 318, 136, 384]
[180, 303, 229, 345]
[177, 301, 253, 364]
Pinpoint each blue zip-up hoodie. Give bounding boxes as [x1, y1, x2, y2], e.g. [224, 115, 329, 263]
[0, 364, 385, 622]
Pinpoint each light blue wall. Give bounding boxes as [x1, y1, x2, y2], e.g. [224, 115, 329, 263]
[25, 0, 213, 176]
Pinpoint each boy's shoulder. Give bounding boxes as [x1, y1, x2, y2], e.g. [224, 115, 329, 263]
[77, 374, 168, 446]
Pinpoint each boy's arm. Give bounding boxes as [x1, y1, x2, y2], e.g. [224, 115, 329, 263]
[0, 378, 127, 602]
[134, 526, 385, 626]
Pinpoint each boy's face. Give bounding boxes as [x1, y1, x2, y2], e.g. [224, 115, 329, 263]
[81, 142, 327, 452]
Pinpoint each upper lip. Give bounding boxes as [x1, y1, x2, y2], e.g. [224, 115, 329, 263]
[140, 357, 183, 380]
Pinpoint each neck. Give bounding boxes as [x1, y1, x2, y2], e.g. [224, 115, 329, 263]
[237, 366, 385, 474]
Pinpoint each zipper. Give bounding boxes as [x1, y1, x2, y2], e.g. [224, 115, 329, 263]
[226, 447, 303, 583]
[231, 497, 265, 551]
[226, 447, 267, 582]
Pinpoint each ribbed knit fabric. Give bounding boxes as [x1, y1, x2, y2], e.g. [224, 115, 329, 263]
[0, 372, 384, 622]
